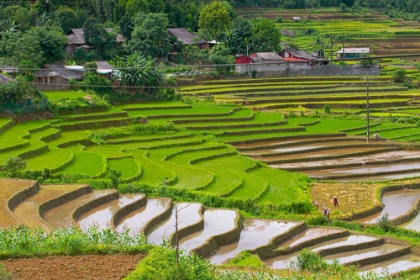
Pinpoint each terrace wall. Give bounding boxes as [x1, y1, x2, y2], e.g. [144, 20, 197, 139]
[236, 63, 380, 77]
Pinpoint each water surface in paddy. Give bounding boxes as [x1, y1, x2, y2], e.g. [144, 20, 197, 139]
[208, 219, 297, 264]
[266, 235, 378, 269]
[116, 198, 171, 236]
[0, 180, 36, 227]
[147, 203, 202, 245]
[44, 190, 116, 228]
[179, 209, 237, 252]
[357, 190, 420, 224]
[275, 151, 420, 169]
[324, 244, 402, 264]
[278, 227, 345, 249]
[359, 255, 420, 277]
[13, 185, 84, 229]
[78, 194, 144, 231]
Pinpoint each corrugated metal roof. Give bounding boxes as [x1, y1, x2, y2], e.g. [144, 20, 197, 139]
[336, 47, 370, 54]
[253, 52, 284, 60]
[35, 64, 83, 80]
[67, 28, 125, 45]
[168, 28, 204, 45]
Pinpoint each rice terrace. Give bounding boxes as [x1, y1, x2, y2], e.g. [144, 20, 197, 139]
[3, 1, 420, 280]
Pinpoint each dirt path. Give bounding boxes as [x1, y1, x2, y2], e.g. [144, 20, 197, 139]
[1, 254, 145, 280]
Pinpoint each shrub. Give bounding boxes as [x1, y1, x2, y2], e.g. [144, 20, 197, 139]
[393, 68, 407, 83]
[251, 70, 258, 78]
[291, 249, 327, 272]
[276, 16, 282, 22]
[125, 247, 215, 280]
[1, 157, 26, 178]
[323, 104, 331, 114]
[378, 213, 395, 232]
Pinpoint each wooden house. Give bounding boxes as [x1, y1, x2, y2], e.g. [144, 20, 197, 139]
[34, 64, 83, 90]
[66, 28, 125, 56]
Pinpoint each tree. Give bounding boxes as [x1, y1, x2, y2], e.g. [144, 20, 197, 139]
[129, 13, 172, 58]
[125, 0, 149, 17]
[1, 157, 26, 178]
[209, 43, 234, 74]
[251, 17, 281, 52]
[83, 17, 118, 59]
[54, 7, 80, 33]
[226, 17, 253, 55]
[0, 31, 44, 67]
[111, 53, 164, 95]
[198, 1, 231, 41]
[27, 26, 67, 64]
[393, 68, 407, 83]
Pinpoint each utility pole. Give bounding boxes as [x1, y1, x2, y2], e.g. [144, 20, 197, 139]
[366, 75, 370, 143]
[330, 33, 333, 74]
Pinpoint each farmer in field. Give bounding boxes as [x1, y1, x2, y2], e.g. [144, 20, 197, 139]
[163, 177, 168, 186]
[333, 196, 338, 207]
[312, 201, 319, 208]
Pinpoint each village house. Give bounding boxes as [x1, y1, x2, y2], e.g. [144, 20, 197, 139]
[280, 48, 328, 65]
[66, 28, 125, 57]
[0, 73, 14, 85]
[167, 28, 205, 49]
[33, 64, 83, 90]
[336, 47, 370, 59]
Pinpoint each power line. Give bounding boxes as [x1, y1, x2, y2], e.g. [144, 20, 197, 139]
[2, 53, 420, 72]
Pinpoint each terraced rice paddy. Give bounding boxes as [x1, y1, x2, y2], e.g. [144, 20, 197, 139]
[3, 179, 420, 276]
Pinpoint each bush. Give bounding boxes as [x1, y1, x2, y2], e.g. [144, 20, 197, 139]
[291, 249, 327, 272]
[125, 247, 215, 280]
[393, 68, 407, 83]
[1, 157, 26, 178]
[50, 91, 111, 113]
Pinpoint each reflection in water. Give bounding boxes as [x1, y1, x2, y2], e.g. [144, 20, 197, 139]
[147, 203, 202, 245]
[209, 219, 297, 264]
[116, 198, 171, 237]
[78, 194, 143, 232]
[179, 209, 237, 251]
[357, 190, 420, 224]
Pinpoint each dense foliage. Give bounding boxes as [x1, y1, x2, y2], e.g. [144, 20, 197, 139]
[0, 82, 50, 114]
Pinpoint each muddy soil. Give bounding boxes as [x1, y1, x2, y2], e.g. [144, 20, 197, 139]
[1, 254, 145, 280]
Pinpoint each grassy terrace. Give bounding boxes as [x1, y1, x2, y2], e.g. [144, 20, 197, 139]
[236, 6, 420, 58]
[2, 72, 420, 211]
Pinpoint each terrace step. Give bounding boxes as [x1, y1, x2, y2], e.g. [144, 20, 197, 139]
[179, 208, 240, 254]
[208, 219, 301, 264]
[265, 234, 382, 270]
[76, 193, 145, 231]
[43, 189, 117, 228]
[12, 184, 87, 230]
[147, 202, 204, 245]
[115, 197, 172, 237]
[359, 254, 420, 276]
[324, 243, 410, 267]
[0, 179, 39, 228]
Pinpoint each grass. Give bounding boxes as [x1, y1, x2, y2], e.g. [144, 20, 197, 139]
[26, 149, 73, 171]
[108, 157, 140, 180]
[59, 152, 104, 177]
[43, 90, 87, 101]
[251, 167, 310, 205]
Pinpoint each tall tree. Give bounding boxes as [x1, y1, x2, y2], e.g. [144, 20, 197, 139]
[129, 13, 172, 58]
[111, 53, 164, 95]
[226, 17, 253, 55]
[251, 17, 281, 52]
[198, 1, 231, 41]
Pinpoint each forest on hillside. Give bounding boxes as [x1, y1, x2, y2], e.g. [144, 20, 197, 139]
[0, 0, 419, 70]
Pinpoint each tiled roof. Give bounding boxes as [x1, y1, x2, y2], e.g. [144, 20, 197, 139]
[167, 28, 204, 45]
[35, 64, 83, 80]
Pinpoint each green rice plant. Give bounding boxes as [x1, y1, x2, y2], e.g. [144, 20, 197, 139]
[59, 152, 104, 177]
[251, 167, 310, 207]
[124, 105, 235, 118]
[195, 155, 267, 200]
[25, 149, 73, 171]
[148, 146, 214, 190]
[108, 158, 140, 181]
[43, 90, 87, 101]
[129, 150, 175, 185]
